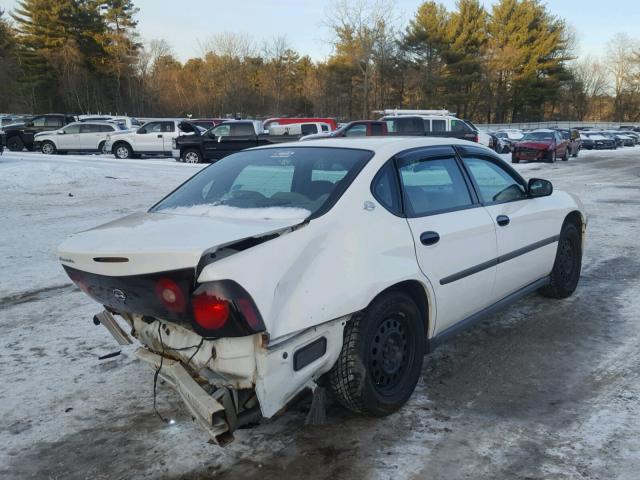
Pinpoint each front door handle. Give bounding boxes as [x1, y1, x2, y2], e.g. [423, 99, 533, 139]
[420, 231, 440, 246]
[157, 134, 163, 138]
[497, 215, 510, 227]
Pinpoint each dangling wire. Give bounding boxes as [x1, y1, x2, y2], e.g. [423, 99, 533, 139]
[152, 322, 205, 424]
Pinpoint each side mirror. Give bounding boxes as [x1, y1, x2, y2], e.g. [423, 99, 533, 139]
[57, 129, 65, 134]
[528, 178, 553, 198]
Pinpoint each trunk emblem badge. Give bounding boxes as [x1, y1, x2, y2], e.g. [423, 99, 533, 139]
[113, 289, 127, 303]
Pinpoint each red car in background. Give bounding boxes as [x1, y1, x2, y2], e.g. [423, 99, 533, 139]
[263, 117, 338, 131]
[512, 129, 570, 163]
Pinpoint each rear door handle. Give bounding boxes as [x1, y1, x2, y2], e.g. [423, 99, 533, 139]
[420, 231, 440, 246]
[497, 215, 510, 227]
[157, 134, 163, 138]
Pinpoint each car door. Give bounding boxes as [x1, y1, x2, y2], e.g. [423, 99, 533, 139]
[395, 146, 498, 334]
[134, 122, 163, 152]
[78, 123, 99, 150]
[457, 146, 560, 300]
[58, 123, 81, 150]
[160, 121, 177, 154]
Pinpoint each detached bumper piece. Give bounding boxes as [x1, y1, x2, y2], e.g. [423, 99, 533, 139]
[135, 348, 256, 446]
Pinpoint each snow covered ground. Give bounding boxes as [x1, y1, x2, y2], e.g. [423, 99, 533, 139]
[1, 147, 640, 479]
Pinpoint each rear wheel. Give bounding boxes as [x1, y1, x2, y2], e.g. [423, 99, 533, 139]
[7, 136, 24, 151]
[182, 148, 202, 164]
[538, 223, 582, 299]
[41, 140, 56, 155]
[329, 291, 425, 416]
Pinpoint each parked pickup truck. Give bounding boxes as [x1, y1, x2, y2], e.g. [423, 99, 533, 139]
[173, 120, 298, 163]
[379, 110, 479, 143]
[2, 114, 77, 151]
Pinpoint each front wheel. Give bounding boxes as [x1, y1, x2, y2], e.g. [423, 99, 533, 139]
[329, 291, 425, 416]
[538, 223, 582, 299]
[546, 150, 557, 163]
[41, 140, 57, 155]
[7, 136, 24, 151]
[182, 148, 202, 164]
[114, 143, 133, 159]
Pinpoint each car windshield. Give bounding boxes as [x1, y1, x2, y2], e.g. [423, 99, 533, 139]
[151, 147, 373, 220]
[522, 131, 555, 141]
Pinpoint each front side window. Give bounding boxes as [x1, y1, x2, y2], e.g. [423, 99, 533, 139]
[371, 123, 384, 136]
[213, 124, 231, 137]
[451, 119, 468, 133]
[397, 156, 473, 216]
[461, 156, 526, 204]
[345, 124, 367, 137]
[64, 124, 81, 134]
[140, 122, 161, 134]
[152, 147, 372, 219]
[161, 122, 175, 132]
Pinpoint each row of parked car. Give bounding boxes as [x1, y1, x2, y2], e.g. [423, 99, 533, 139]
[1, 112, 639, 164]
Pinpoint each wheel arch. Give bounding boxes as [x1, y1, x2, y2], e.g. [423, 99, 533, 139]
[564, 209, 586, 250]
[367, 279, 433, 343]
[112, 139, 132, 150]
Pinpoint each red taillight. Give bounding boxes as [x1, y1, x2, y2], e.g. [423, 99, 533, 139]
[236, 298, 260, 329]
[155, 278, 186, 313]
[192, 293, 230, 330]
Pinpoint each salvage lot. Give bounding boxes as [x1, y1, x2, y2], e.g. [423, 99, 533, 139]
[1, 148, 639, 479]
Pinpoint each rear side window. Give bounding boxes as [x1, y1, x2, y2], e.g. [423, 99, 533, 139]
[432, 119, 446, 132]
[32, 117, 46, 127]
[231, 123, 255, 136]
[301, 124, 318, 135]
[397, 157, 473, 216]
[372, 162, 401, 215]
[45, 117, 62, 127]
[371, 123, 384, 136]
[386, 117, 424, 135]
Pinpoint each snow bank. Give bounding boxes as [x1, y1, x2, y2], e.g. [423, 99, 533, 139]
[162, 204, 311, 221]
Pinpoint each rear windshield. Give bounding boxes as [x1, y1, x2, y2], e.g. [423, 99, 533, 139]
[522, 132, 555, 141]
[151, 147, 373, 220]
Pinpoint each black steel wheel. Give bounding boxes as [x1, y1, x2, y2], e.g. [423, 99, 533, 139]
[329, 291, 425, 416]
[7, 136, 24, 151]
[539, 223, 582, 299]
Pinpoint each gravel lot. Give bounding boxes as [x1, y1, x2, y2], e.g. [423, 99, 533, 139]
[1, 147, 639, 479]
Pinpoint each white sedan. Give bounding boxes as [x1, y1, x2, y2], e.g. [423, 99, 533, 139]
[58, 137, 586, 444]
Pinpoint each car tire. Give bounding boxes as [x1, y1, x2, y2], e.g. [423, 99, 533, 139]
[182, 148, 202, 164]
[538, 223, 582, 299]
[114, 143, 133, 159]
[41, 140, 57, 155]
[562, 149, 568, 161]
[329, 291, 425, 416]
[546, 150, 556, 163]
[7, 136, 24, 152]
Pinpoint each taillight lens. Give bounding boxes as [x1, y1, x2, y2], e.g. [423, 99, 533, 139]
[192, 292, 230, 330]
[155, 278, 186, 313]
[190, 281, 265, 337]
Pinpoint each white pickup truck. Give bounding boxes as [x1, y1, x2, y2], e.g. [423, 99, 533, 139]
[104, 120, 202, 159]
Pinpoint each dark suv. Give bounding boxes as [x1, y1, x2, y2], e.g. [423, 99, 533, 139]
[2, 114, 76, 151]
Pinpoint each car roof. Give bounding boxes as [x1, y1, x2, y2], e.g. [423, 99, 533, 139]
[253, 136, 489, 155]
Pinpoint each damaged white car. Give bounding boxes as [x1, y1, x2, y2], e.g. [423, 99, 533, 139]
[58, 137, 586, 444]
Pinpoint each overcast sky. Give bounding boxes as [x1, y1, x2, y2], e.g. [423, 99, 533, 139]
[1, 0, 638, 61]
